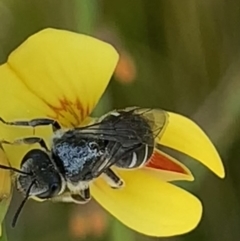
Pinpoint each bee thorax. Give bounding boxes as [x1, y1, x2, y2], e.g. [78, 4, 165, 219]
[53, 135, 106, 182]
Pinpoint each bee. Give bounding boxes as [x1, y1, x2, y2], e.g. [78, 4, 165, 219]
[0, 107, 168, 225]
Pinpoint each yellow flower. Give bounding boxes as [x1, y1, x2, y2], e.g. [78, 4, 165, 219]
[0, 146, 11, 236]
[0, 28, 224, 237]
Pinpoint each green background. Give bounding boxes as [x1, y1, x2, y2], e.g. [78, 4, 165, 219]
[0, 0, 240, 240]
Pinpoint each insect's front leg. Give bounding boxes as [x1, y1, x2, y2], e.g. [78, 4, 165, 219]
[0, 137, 50, 152]
[51, 188, 91, 204]
[72, 188, 91, 204]
[51, 192, 80, 204]
[0, 117, 61, 132]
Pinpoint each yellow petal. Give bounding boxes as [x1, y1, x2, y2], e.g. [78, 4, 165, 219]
[0, 146, 12, 228]
[5, 28, 119, 127]
[0, 28, 118, 167]
[158, 112, 225, 178]
[92, 168, 202, 237]
[145, 149, 194, 181]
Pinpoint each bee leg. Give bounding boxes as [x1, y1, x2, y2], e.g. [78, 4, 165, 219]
[51, 191, 90, 204]
[51, 192, 85, 204]
[81, 187, 91, 201]
[71, 187, 91, 204]
[102, 168, 124, 189]
[0, 137, 50, 152]
[71, 194, 89, 204]
[51, 193, 76, 203]
[0, 117, 61, 132]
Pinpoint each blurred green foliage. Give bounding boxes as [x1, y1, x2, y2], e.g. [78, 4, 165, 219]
[1, 0, 240, 241]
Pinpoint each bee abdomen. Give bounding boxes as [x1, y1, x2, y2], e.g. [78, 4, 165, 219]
[115, 144, 154, 169]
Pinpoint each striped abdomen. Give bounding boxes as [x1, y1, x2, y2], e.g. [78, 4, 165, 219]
[115, 144, 154, 169]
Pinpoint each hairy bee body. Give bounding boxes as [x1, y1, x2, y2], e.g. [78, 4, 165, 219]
[0, 107, 168, 205]
[52, 132, 107, 182]
[97, 109, 155, 168]
[52, 107, 157, 184]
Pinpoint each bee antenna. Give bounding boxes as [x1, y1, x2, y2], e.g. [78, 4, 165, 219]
[11, 180, 36, 228]
[0, 164, 32, 176]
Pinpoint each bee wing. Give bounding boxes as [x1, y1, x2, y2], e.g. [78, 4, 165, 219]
[76, 107, 169, 147]
[75, 120, 140, 146]
[102, 107, 169, 146]
[74, 107, 169, 176]
[90, 142, 124, 176]
[124, 107, 169, 141]
[75, 122, 121, 142]
[0, 146, 12, 232]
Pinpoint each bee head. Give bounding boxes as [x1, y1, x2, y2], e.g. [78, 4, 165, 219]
[0, 148, 66, 227]
[18, 149, 65, 200]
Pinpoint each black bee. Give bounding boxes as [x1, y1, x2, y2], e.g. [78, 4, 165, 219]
[0, 107, 168, 225]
